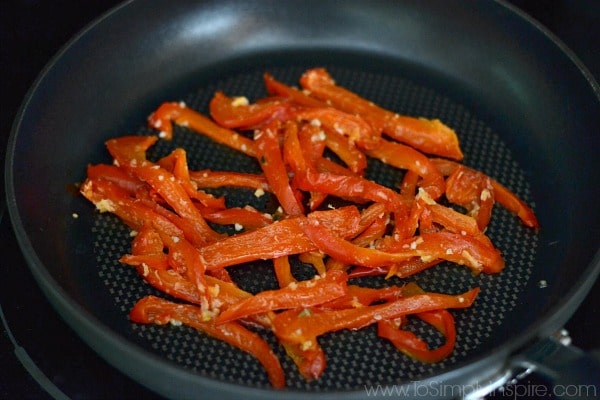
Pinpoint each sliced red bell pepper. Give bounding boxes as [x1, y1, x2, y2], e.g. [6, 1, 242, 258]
[378, 309, 456, 363]
[263, 72, 328, 108]
[209, 91, 296, 130]
[432, 158, 540, 229]
[129, 296, 285, 388]
[299, 68, 463, 160]
[216, 269, 348, 324]
[148, 101, 256, 157]
[365, 138, 446, 200]
[189, 169, 270, 192]
[322, 127, 367, 175]
[273, 256, 297, 288]
[293, 107, 381, 150]
[298, 251, 327, 276]
[86, 163, 145, 194]
[158, 148, 227, 210]
[271, 287, 479, 348]
[321, 284, 405, 309]
[200, 206, 273, 231]
[106, 136, 223, 244]
[281, 341, 327, 381]
[200, 206, 361, 270]
[292, 168, 406, 212]
[254, 121, 304, 216]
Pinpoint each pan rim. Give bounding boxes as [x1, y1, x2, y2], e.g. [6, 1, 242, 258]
[4, 0, 599, 398]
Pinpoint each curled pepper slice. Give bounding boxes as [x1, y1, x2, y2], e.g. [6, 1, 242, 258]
[130, 296, 285, 388]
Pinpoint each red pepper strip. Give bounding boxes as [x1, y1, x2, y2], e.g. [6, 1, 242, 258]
[272, 287, 479, 348]
[120, 253, 169, 270]
[400, 169, 420, 201]
[444, 165, 495, 231]
[349, 257, 442, 279]
[299, 68, 463, 160]
[298, 251, 327, 275]
[273, 256, 297, 288]
[432, 159, 540, 229]
[121, 224, 168, 270]
[134, 197, 215, 249]
[80, 178, 183, 238]
[293, 107, 380, 150]
[388, 258, 443, 279]
[209, 91, 295, 130]
[321, 284, 405, 309]
[384, 231, 505, 274]
[263, 72, 328, 108]
[378, 309, 456, 363]
[126, 262, 273, 327]
[281, 341, 327, 381]
[189, 169, 270, 192]
[322, 127, 367, 175]
[491, 179, 540, 229]
[216, 270, 348, 324]
[163, 234, 209, 296]
[326, 203, 388, 272]
[283, 121, 328, 210]
[301, 219, 414, 268]
[129, 296, 285, 388]
[201, 206, 361, 271]
[293, 168, 406, 213]
[148, 102, 256, 157]
[106, 137, 223, 244]
[86, 164, 145, 194]
[305, 219, 504, 274]
[365, 138, 446, 200]
[131, 223, 164, 254]
[393, 198, 423, 240]
[414, 192, 494, 248]
[200, 206, 273, 230]
[157, 148, 226, 209]
[255, 121, 305, 216]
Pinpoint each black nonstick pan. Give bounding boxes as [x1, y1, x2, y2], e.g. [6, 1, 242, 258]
[5, 0, 599, 399]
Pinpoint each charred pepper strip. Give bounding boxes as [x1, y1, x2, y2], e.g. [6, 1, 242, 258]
[129, 296, 285, 388]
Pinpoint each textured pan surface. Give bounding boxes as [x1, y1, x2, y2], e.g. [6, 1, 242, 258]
[5, 0, 599, 398]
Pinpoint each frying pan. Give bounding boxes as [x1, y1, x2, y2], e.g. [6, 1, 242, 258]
[4, 0, 599, 398]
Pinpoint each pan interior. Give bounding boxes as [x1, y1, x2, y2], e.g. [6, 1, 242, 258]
[88, 59, 540, 390]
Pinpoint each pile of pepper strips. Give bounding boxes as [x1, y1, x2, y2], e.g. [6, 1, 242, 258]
[80, 68, 539, 388]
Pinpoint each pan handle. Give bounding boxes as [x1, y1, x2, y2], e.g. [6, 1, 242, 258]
[506, 330, 600, 400]
[461, 330, 600, 400]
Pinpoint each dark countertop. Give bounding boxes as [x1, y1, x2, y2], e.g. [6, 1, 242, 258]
[1, 1, 598, 399]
